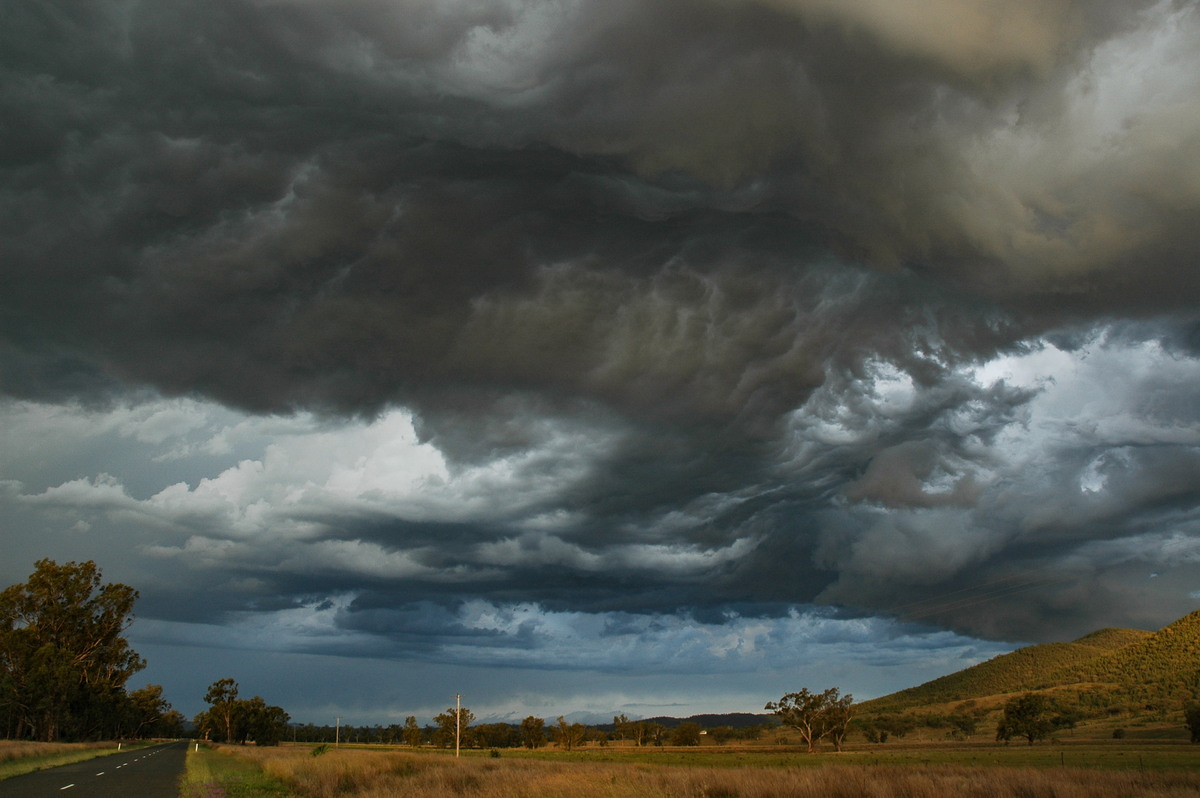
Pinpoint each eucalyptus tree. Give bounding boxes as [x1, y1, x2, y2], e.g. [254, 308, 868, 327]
[0, 559, 144, 741]
[765, 687, 854, 753]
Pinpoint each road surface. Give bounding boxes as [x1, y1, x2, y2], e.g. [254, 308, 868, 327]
[0, 741, 187, 798]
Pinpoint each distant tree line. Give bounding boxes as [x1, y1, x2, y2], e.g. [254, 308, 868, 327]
[194, 678, 291, 746]
[0, 560, 183, 741]
[282, 709, 775, 751]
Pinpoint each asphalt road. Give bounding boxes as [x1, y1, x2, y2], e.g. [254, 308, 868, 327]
[0, 741, 187, 798]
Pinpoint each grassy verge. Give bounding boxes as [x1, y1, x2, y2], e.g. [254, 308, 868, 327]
[181, 743, 294, 798]
[0, 741, 149, 781]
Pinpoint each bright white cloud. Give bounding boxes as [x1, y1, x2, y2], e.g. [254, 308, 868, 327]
[5, 398, 595, 536]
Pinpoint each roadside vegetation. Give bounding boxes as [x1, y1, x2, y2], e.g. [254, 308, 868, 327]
[0, 740, 142, 780]
[181, 742, 292, 798]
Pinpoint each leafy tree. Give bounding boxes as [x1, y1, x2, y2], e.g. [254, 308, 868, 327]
[475, 722, 520, 748]
[433, 705, 475, 749]
[521, 715, 546, 749]
[403, 715, 424, 747]
[203, 678, 240, 743]
[825, 694, 855, 751]
[708, 725, 735, 744]
[0, 560, 145, 741]
[877, 713, 916, 739]
[554, 715, 587, 750]
[996, 693, 1053, 745]
[860, 721, 889, 743]
[766, 687, 854, 753]
[1051, 709, 1082, 732]
[645, 721, 668, 747]
[670, 721, 702, 746]
[125, 684, 179, 739]
[947, 713, 978, 740]
[158, 708, 186, 738]
[238, 695, 290, 746]
[1185, 704, 1200, 744]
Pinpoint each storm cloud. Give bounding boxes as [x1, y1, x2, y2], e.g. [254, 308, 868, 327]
[2, 0, 1199, 720]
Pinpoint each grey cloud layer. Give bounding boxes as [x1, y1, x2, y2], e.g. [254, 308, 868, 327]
[3, 0, 1200, 659]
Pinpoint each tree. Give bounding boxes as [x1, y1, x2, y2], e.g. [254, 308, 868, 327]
[403, 715, 423, 747]
[947, 713, 978, 740]
[554, 715, 587, 750]
[1185, 704, 1200, 744]
[996, 693, 1053, 745]
[125, 684, 178, 739]
[235, 695, 290, 746]
[825, 693, 855, 752]
[474, 722, 519, 748]
[860, 721, 889, 744]
[520, 715, 546, 749]
[708, 725, 735, 744]
[0, 559, 145, 741]
[204, 678, 240, 743]
[434, 705, 475, 749]
[766, 687, 854, 753]
[645, 721, 668, 747]
[670, 721, 702, 746]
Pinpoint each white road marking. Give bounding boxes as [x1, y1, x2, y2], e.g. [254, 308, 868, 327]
[59, 785, 75, 790]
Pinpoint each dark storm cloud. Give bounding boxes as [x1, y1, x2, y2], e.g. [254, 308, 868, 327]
[7, 0, 1197, 414]
[3, 0, 1200, 658]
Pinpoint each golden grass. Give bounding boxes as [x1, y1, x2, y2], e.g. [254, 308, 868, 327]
[211, 745, 1200, 798]
[0, 740, 125, 781]
[0, 741, 104, 764]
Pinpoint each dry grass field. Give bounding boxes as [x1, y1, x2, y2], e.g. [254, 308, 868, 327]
[0, 741, 98, 764]
[0, 740, 126, 780]
[200, 744, 1200, 798]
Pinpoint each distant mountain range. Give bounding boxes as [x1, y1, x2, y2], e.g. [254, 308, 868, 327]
[859, 608, 1200, 715]
[477, 710, 772, 729]
[603, 713, 772, 731]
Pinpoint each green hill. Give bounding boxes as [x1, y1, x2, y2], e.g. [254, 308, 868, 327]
[864, 609, 1200, 715]
[858, 628, 1146, 712]
[1044, 610, 1200, 708]
[1069, 626, 1156, 651]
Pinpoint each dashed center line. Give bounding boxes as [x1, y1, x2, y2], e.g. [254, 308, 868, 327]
[59, 784, 75, 791]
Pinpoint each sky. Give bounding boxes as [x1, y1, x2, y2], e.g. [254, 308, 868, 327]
[2, 0, 1199, 727]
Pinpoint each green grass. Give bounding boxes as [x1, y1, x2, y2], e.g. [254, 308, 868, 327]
[0, 742, 151, 781]
[181, 743, 293, 798]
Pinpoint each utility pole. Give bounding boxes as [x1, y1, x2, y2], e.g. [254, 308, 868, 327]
[455, 694, 462, 758]
[336, 716, 341, 748]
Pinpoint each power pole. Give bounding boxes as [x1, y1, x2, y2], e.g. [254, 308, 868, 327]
[455, 694, 462, 758]
[336, 716, 341, 748]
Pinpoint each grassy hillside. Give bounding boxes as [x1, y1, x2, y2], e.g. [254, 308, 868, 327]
[859, 627, 1150, 713]
[858, 610, 1200, 730]
[1045, 610, 1200, 708]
